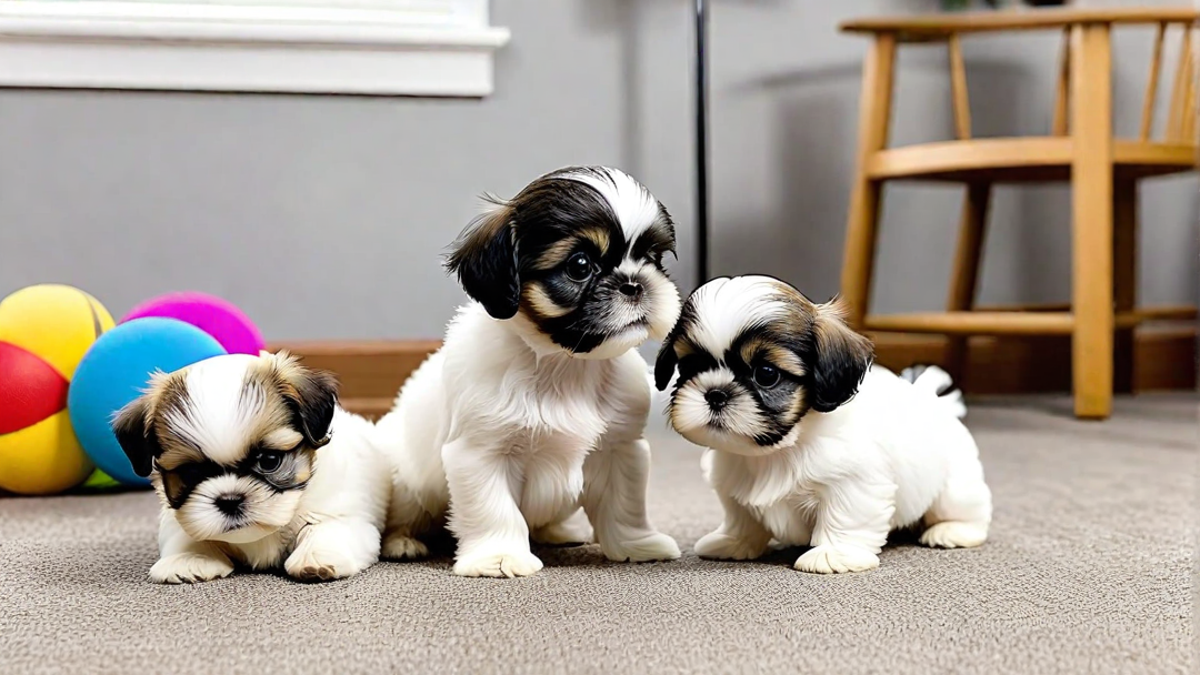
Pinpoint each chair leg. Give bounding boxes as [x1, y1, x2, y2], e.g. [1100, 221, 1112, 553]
[1113, 179, 1137, 394]
[1070, 24, 1115, 420]
[841, 33, 897, 330]
[944, 181, 992, 384]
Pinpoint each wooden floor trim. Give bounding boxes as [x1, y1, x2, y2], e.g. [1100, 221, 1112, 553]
[272, 328, 1196, 418]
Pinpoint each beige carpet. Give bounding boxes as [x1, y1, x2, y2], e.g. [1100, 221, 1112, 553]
[1, 396, 1194, 675]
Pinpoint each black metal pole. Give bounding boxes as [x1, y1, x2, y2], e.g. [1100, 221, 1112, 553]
[694, 0, 709, 287]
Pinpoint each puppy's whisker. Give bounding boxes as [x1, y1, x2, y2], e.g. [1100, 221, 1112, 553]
[568, 329, 591, 354]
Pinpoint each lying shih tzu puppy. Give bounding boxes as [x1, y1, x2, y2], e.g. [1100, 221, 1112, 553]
[373, 166, 682, 577]
[112, 352, 390, 584]
[655, 275, 992, 574]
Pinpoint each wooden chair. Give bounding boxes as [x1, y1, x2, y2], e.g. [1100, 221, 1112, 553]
[839, 7, 1199, 420]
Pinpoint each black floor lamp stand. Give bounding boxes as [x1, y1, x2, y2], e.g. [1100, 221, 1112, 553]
[693, 0, 710, 287]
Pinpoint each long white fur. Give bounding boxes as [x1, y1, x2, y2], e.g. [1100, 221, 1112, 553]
[905, 365, 968, 420]
[373, 168, 681, 578]
[148, 358, 391, 584]
[684, 276, 789, 358]
[374, 303, 681, 577]
[165, 354, 271, 466]
[559, 167, 661, 245]
[670, 278, 993, 574]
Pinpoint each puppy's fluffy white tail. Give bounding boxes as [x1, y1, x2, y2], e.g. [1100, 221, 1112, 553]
[899, 364, 967, 419]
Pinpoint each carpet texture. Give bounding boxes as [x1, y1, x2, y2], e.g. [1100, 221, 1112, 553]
[1, 396, 1194, 675]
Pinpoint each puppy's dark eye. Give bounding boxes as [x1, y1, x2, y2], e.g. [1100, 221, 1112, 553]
[255, 451, 283, 473]
[753, 364, 781, 389]
[565, 252, 593, 282]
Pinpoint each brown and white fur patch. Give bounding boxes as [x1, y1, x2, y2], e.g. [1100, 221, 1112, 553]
[655, 275, 992, 574]
[374, 166, 682, 577]
[112, 352, 390, 584]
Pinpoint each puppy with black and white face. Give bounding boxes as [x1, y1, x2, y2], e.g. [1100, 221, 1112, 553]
[373, 166, 682, 577]
[656, 276, 992, 574]
[113, 352, 390, 584]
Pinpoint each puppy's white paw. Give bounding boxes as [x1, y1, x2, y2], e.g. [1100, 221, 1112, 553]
[453, 548, 544, 578]
[285, 540, 363, 582]
[694, 530, 766, 561]
[605, 531, 681, 563]
[531, 519, 593, 546]
[149, 553, 234, 584]
[381, 533, 430, 560]
[919, 521, 989, 549]
[794, 545, 879, 574]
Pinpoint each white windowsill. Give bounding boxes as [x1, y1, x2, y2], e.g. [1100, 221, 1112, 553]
[0, 1, 511, 96]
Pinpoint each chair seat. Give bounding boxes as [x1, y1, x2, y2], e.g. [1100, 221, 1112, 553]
[867, 137, 1197, 183]
[842, 8, 1199, 43]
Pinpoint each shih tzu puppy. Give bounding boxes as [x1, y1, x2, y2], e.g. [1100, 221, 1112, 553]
[373, 166, 682, 577]
[655, 275, 992, 574]
[112, 352, 390, 584]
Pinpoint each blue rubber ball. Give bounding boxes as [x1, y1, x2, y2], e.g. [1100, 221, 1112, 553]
[68, 317, 227, 486]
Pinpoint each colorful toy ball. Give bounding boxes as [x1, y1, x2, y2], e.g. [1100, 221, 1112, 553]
[68, 318, 227, 486]
[121, 291, 265, 356]
[0, 284, 116, 495]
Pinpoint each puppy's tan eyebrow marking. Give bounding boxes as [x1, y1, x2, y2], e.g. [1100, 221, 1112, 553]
[261, 427, 304, 451]
[578, 227, 610, 255]
[534, 239, 578, 271]
[155, 440, 205, 471]
[739, 337, 806, 377]
[533, 227, 613, 271]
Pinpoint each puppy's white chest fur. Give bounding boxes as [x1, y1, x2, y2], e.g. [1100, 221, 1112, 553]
[447, 308, 635, 528]
[492, 421, 608, 529]
[480, 354, 616, 448]
[377, 304, 652, 532]
[704, 448, 822, 547]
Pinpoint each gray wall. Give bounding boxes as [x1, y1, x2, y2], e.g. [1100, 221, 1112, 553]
[0, 0, 1195, 341]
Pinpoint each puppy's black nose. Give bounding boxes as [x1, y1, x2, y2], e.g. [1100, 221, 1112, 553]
[705, 389, 729, 409]
[214, 495, 245, 516]
[619, 282, 643, 298]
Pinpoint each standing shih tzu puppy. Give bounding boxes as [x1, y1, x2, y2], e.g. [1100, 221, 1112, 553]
[112, 352, 390, 584]
[655, 275, 992, 574]
[373, 166, 682, 577]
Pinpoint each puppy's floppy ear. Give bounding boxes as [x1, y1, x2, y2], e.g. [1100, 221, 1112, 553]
[655, 295, 699, 391]
[808, 298, 875, 413]
[654, 324, 683, 392]
[111, 395, 160, 478]
[272, 351, 339, 447]
[445, 198, 520, 320]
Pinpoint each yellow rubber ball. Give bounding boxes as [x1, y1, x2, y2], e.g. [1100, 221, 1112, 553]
[0, 284, 115, 495]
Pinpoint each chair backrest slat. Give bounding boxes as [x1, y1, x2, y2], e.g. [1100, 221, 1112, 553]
[1167, 27, 1194, 142]
[949, 33, 972, 140]
[1181, 30, 1197, 144]
[1053, 27, 1071, 136]
[1139, 22, 1167, 141]
[926, 17, 1197, 146]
